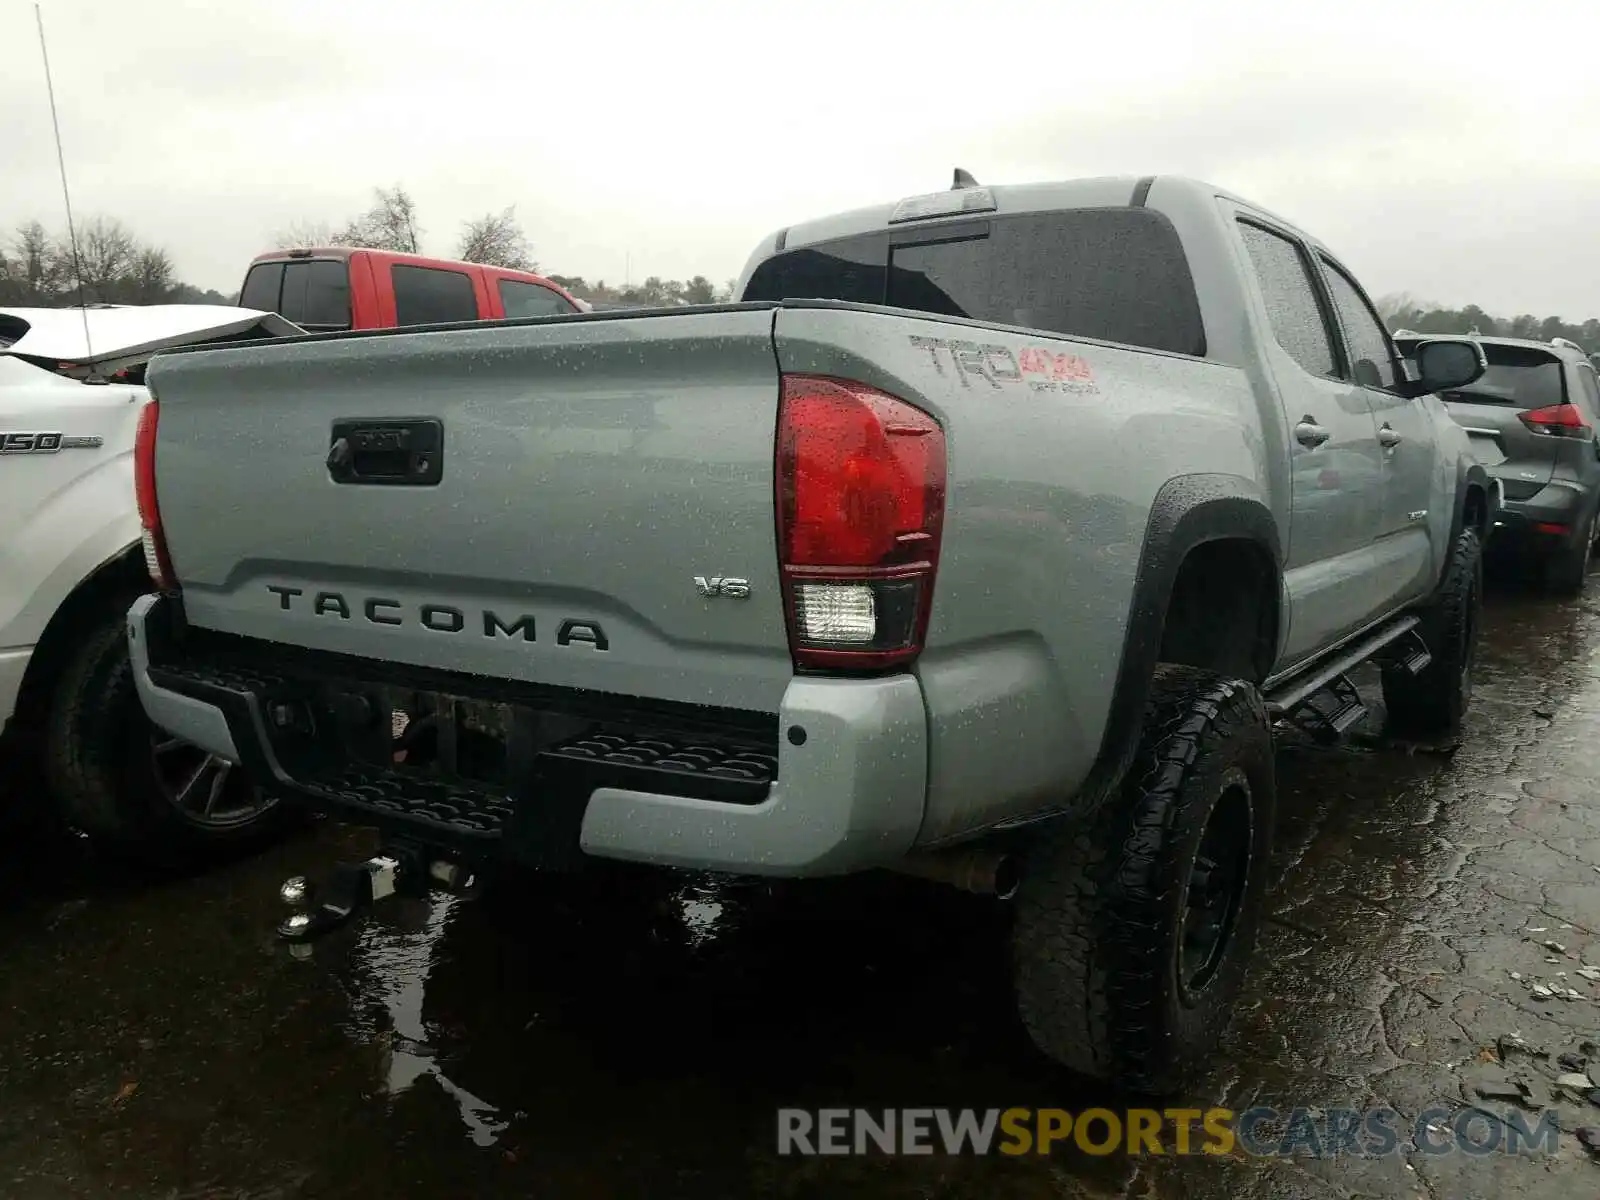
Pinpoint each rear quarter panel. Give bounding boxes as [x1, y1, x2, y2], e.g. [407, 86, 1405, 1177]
[772, 305, 1269, 843]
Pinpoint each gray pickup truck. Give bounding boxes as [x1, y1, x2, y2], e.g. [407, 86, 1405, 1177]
[128, 172, 1495, 1090]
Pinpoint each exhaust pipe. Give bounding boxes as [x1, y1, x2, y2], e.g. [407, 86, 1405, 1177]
[892, 848, 1022, 899]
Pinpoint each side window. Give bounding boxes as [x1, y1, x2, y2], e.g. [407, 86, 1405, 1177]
[1236, 222, 1336, 378]
[239, 262, 284, 313]
[392, 265, 478, 326]
[1319, 258, 1399, 390]
[1576, 364, 1600, 417]
[499, 279, 578, 318]
[278, 261, 351, 330]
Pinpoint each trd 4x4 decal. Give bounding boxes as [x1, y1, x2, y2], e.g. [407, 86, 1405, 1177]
[908, 336, 1098, 394]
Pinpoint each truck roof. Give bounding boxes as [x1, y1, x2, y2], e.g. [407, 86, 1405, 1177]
[248, 246, 567, 288]
[774, 173, 1313, 254]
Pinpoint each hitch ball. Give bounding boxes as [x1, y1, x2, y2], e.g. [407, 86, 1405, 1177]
[279, 876, 310, 905]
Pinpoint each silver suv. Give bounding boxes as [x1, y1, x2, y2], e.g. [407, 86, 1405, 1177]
[1395, 332, 1600, 593]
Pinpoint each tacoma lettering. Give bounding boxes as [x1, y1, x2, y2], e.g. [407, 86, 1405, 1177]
[264, 586, 598, 647]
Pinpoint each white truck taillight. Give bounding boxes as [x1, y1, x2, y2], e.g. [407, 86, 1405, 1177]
[775, 374, 946, 670]
[134, 399, 176, 589]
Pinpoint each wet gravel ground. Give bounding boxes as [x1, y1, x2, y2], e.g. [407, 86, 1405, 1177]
[5, 576, 1600, 1198]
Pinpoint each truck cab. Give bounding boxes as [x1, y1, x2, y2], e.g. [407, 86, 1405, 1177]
[237, 248, 581, 333]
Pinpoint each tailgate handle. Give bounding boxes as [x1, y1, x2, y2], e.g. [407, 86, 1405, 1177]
[327, 419, 443, 486]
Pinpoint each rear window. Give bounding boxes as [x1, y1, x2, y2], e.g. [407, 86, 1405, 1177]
[1398, 340, 1567, 408]
[741, 208, 1206, 357]
[239, 262, 284, 312]
[393, 265, 478, 326]
[499, 279, 578, 318]
[238, 260, 350, 329]
[279, 260, 350, 330]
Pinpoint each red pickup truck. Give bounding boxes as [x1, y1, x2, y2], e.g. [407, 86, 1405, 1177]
[238, 247, 582, 332]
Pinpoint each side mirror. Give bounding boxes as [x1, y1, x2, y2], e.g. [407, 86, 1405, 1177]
[1398, 337, 1487, 397]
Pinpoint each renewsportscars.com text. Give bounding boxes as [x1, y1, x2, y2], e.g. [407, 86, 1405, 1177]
[776, 1106, 1562, 1158]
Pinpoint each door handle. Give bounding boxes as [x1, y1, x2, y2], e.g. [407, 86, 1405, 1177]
[1294, 417, 1330, 449]
[1378, 424, 1402, 449]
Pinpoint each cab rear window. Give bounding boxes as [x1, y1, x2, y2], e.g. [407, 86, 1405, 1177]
[742, 207, 1206, 357]
[239, 260, 350, 331]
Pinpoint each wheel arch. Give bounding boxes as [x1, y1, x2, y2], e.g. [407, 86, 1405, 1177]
[1074, 474, 1283, 816]
[11, 541, 149, 730]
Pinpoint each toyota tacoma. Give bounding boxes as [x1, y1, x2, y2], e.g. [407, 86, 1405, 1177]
[127, 173, 1495, 1089]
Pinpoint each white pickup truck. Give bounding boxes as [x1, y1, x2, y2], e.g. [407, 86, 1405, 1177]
[0, 304, 299, 865]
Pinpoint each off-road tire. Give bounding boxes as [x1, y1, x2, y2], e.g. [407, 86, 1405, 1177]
[44, 609, 293, 870]
[1381, 525, 1482, 739]
[1010, 665, 1275, 1093]
[1543, 509, 1596, 597]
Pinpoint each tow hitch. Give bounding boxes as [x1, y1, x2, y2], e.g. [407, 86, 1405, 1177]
[276, 846, 473, 941]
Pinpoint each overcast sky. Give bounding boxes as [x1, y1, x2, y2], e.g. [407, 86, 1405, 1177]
[6, 0, 1600, 316]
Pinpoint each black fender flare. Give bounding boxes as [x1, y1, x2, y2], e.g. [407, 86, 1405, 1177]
[1445, 458, 1494, 572]
[1072, 474, 1283, 818]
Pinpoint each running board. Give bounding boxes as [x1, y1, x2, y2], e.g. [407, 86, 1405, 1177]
[1263, 615, 1421, 718]
[1283, 673, 1367, 745]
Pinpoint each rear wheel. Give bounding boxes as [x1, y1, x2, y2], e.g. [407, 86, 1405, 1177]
[44, 608, 292, 870]
[1010, 665, 1275, 1092]
[1382, 525, 1482, 739]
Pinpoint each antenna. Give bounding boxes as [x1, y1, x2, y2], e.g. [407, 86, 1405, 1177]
[35, 3, 94, 364]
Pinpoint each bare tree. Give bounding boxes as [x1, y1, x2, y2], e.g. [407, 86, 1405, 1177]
[456, 206, 534, 270]
[333, 184, 422, 253]
[6, 220, 67, 300]
[75, 217, 140, 301]
[272, 219, 337, 249]
[1374, 291, 1421, 324]
[128, 247, 177, 303]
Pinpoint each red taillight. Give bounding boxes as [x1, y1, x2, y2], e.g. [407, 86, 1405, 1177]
[1519, 403, 1591, 438]
[134, 399, 176, 589]
[775, 374, 946, 671]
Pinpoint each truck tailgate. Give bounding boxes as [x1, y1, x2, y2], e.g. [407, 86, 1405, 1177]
[146, 308, 794, 712]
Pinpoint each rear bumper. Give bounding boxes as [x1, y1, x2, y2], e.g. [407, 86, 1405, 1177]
[1490, 478, 1591, 552]
[127, 594, 928, 876]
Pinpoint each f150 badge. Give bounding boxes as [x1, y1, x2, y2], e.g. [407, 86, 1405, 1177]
[694, 576, 750, 599]
[0, 431, 104, 454]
